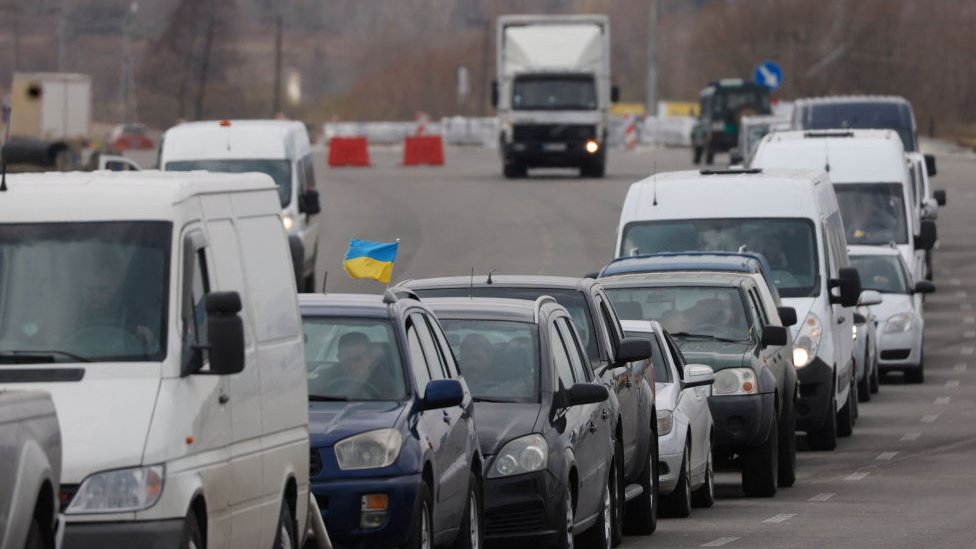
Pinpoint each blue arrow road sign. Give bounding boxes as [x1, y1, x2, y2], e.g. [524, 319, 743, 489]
[754, 61, 783, 91]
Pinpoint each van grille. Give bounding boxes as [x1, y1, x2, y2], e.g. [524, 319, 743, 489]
[512, 124, 595, 142]
[486, 503, 546, 535]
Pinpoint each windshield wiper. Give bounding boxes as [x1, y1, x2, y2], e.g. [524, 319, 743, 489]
[670, 332, 746, 344]
[0, 349, 93, 363]
[473, 397, 524, 403]
[308, 394, 351, 402]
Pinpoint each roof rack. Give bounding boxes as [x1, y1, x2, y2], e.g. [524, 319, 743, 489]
[382, 287, 421, 304]
[699, 168, 762, 176]
[803, 130, 854, 138]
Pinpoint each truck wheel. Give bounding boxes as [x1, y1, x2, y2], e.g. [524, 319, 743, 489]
[693, 146, 703, 165]
[581, 159, 606, 178]
[503, 160, 525, 179]
[807, 391, 838, 451]
[742, 418, 778, 497]
[24, 516, 47, 549]
[179, 510, 204, 549]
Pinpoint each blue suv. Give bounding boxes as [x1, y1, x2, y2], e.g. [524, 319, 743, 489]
[300, 290, 483, 549]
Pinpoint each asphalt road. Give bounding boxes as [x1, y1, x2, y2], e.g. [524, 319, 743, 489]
[310, 142, 976, 548]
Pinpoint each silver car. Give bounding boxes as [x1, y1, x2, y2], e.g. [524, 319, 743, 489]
[849, 245, 935, 383]
[621, 320, 715, 518]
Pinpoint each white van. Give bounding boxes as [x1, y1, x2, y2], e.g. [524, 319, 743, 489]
[615, 168, 862, 450]
[750, 129, 937, 284]
[160, 120, 321, 291]
[0, 171, 309, 548]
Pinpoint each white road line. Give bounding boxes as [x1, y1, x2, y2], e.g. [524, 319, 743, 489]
[947, 380, 961, 388]
[965, 317, 976, 325]
[964, 304, 974, 311]
[702, 537, 741, 547]
[901, 432, 921, 441]
[951, 278, 962, 286]
[954, 363, 968, 372]
[966, 331, 976, 339]
[936, 396, 952, 405]
[962, 347, 975, 356]
[957, 291, 968, 298]
[921, 414, 939, 423]
[877, 451, 898, 461]
[846, 472, 870, 481]
[809, 492, 835, 502]
[763, 513, 797, 524]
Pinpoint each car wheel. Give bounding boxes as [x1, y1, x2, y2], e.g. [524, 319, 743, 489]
[503, 160, 526, 179]
[623, 429, 658, 535]
[807, 386, 838, 451]
[453, 472, 484, 549]
[858, 356, 872, 403]
[905, 353, 925, 384]
[554, 485, 575, 549]
[870, 359, 881, 394]
[691, 434, 715, 508]
[742, 417, 778, 497]
[778, 406, 797, 488]
[837, 381, 855, 438]
[610, 439, 624, 546]
[405, 483, 433, 549]
[179, 510, 204, 549]
[273, 499, 297, 549]
[580, 477, 611, 549]
[580, 159, 606, 179]
[661, 440, 692, 517]
[24, 515, 47, 549]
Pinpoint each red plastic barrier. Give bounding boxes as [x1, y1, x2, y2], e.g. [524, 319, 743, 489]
[328, 137, 370, 167]
[403, 135, 444, 166]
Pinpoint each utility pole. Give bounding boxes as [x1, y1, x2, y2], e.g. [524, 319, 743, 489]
[57, 0, 66, 71]
[195, 0, 216, 120]
[121, 2, 138, 122]
[272, 13, 283, 116]
[646, 0, 659, 116]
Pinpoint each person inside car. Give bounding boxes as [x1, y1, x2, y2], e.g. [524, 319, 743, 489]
[75, 254, 155, 354]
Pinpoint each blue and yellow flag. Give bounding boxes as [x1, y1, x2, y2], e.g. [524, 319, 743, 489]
[343, 239, 399, 284]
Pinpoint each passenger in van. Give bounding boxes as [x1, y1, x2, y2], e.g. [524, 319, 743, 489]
[76, 257, 156, 354]
[846, 196, 897, 241]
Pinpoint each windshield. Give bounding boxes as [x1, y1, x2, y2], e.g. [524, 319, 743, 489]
[166, 159, 292, 208]
[850, 255, 911, 294]
[0, 222, 171, 363]
[621, 218, 818, 298]
[608, 286, 752, 342]
[415, 287, 599, 363]
[440, 319, 540, 402]
[302, 317, 408, 401]
[714, 88, 771, 117]
[625, 331, 671, 383]
[805, 103, 916, 152]
[512, 75, 597, 111]
[834, 184, 908, 245]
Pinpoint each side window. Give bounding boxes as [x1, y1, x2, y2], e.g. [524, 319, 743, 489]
[411, 313, 447, 380]
[664, 332, 686, 372]
[748, 288, 768, 326]
[183, 242, 210, 348]
[557, 317, 590, 383]
[406, 323, 431, 396]
[426, 315, 460, 378]
[597, 294, 623, 350]
[549, 323, 576, 390]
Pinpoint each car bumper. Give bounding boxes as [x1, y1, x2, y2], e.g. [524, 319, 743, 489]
[483, 469, 565, 541]
[312, 473, 421, 548]
[504, 141, 603, 167]
[62, 519, 184, 549]
[877, 328, 923, 371]
[707, 392, 775, 449]
[795, 357, 834, 432]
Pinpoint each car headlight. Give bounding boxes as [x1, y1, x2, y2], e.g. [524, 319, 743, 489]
[282, 213, 295, 232]
[792, 312, 822, 368]
[488, 434, 548, 478]
[66, 465, 164, 514]
[334, 428, 403, 471]
[712, 368, 759, 396]
[657, 409, 674, 436]
[885, 312, 914, 333]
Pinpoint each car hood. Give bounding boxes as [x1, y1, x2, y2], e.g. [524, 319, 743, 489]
[870, 293, 915, 321]
[473, 402, 544, 457]
[674, 339, 752, 371]
[309, 400, 409, 448]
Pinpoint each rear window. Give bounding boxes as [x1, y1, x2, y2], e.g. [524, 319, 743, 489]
[803, 102, 916, 152]
[166, 159, 292, 208]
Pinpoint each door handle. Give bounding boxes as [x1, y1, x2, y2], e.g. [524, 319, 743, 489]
[601, 408, 610, 421]
[837, 317, 846, 324]
[587, 421, 598, 434]
[442, 410, 451, 424]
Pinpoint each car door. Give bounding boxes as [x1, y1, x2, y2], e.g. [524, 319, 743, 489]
[824, 216, 855, 396]
[746, 284, 788, 395]
[593, 291, 639, 472]
[663, 331, 708, 473]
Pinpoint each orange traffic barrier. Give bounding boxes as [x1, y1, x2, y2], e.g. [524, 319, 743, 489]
[328, 137, 370, 167]
[403, 135, 444, 166]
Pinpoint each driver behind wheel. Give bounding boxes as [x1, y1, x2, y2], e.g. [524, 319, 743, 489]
[336, 331, 397, 398]
[78, 256, 155, 353]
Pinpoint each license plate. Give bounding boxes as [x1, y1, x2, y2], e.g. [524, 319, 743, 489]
[542, 142, 567, 152]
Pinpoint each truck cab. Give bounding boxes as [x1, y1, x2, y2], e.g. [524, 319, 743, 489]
[692, 79, 772, 165]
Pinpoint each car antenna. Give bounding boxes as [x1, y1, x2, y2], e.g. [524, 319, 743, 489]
[486, 268, 495, 285]
[0, 160, 7, 193]
[320, 270, 328, 294]
[824, 138, 831, 173]
[651, 162, 658, 206]
[469, 266, 474, 299]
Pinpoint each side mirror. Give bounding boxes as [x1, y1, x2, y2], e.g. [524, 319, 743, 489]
[853, 312, 867, 325]
[616, 337, 651, 363]
[567, 382, 609, 407]
[777, 306, 797, 327]
[422, 379, 464, 410]
[490, 80, 499, 108]
[299, 189, 321, 215]
[915, 220, 937, 251]
[830, 267, 862, 308]
[682, 364, 714, 389]
[206, 292, 245, 376]
[858, 289, 883, 306]
[611, 85, 621, 103]
[761, 325, 789, 348]
[914, 280, 936, 295]
[933, 189, 947, 206]
[924, 153, 937, 177]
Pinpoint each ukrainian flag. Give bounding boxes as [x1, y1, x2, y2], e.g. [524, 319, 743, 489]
[343, 239, 399, 284]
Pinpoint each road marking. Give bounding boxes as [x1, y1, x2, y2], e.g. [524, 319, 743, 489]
[954, 363, 968, 372]
[846, 472, 870, 481]
[936, 396, 952, 405]
[965, 317, 976, 325]
[921, 414, 939, 423]
[957, 291, 968, 299]
[966, 331, 976, 339]
[901, 432, 921, 441]
[962, 347, 975, 356]
[947, 380, 961, 388]
[763, 513, 796, 523]
[877, 451, 898, 461]
[809, 492, 835, 502]
[951, 278, 962, 286]
[964, 304, 974, 311]
[702, 537, 741, 547]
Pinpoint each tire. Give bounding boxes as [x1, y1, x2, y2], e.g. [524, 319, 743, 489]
[858, 354, 872, 403]
[905, 354, 925, 384]
[503, 160, 525, 179]
[179, 510, 205, 549]
[581, 159, 606, 179]
[623, 430, 658, 535]
[693, 146, 703, 165]
[579, 477, 611, 549]
[691, 434, 715, 508]
[404, 483, 434, 549]
[273, 499, 298, 549]
[25, 516, 46, 549]
[807, 385, 838, 451]
[837, 382, 855, 438]
[661, 441, 692, 517]
[453, 472, 484, 549]
[554, 485, 575, 549]
[778, 406, 797, 488]
[870, 359, 881, 394]
[742, 418, 778, 498]
[609, 440, 623, 546]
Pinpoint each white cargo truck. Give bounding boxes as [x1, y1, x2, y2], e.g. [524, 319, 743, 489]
[493, 14, 617, 178]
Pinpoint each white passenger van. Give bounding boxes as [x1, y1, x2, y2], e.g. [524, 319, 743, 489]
[615, 168, 862, 450]
[0, 171, 309, 548]
[750, 129, 937, 284]
[159, 120, 321, 291]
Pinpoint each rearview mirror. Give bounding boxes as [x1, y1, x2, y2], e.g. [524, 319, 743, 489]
[567, 383, 609, 407]
[206, 292, 245, 376]
[924, 153, 937, 177]
[858, 290, 883, 306]
[830, 267, 862, 308]
[616, 337, 651, 363]
[777, 306, 797, 327]
[933, 189, 947, 206]
[914, 281, 936, 295]
[915, 220, 937, 251]
[682, 364, 714, 389]
[761, 325, 789, 348]
[422, 379, 464, 410]
[299, 189, 321, 215]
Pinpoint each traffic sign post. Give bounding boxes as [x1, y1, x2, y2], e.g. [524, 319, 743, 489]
[754, 61, 783, 92]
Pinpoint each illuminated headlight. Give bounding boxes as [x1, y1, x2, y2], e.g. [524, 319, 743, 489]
[852, 324, 858, 340]
[792, 312, 823, 368]
[282, 213, 295, 232]
[335, 429, 403, 470]
[66, 465, 164, 514]
[489, 434, 548, 478]
[712, 368, 759, 396]
[585, 140, 600, 154]
[885, 312, 914, 334]
[657, 409, 674, 436]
